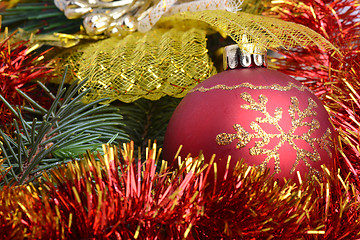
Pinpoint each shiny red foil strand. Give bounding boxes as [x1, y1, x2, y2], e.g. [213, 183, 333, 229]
[30, 144, 203, 239]
[267, 0, 360, 184]
[0, 29, 54, 133]
[1, 144, 360, 239]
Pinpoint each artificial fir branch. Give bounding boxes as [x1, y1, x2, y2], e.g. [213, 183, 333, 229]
[0, 160, 11, 184]
[118, 96, 181, 154]
[0, 68, 129, 185]
[1, 0, 81, 34]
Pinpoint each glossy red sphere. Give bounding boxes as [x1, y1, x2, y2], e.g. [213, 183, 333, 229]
[163, 68, 335, 183]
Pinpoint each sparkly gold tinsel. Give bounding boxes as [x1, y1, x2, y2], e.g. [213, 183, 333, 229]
[65, 27, 215, 103]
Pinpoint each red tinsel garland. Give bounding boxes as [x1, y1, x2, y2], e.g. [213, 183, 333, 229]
[267, 0, 360, 185]
[0, 28, 53, 134]
[1, 143, 360, 239]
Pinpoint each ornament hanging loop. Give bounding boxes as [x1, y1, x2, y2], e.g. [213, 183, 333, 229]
[223, 44, 267, 70]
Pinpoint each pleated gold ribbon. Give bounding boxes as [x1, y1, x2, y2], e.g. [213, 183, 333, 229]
[59, 10, 338, 103]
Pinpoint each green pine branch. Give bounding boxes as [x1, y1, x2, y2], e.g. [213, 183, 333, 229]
[118, 96, 181, 155]
[0, 68, 129, 185]
[1, 0, 82, 34]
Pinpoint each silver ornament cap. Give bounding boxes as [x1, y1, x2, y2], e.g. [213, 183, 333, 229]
[223, 44, 267, 70]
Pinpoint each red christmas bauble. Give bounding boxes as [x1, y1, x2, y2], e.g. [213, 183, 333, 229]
[163, 68, 335, 182]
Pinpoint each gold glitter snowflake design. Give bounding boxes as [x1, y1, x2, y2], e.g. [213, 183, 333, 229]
[216, 92, 333, 174]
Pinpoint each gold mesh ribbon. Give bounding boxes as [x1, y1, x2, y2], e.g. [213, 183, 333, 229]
[59, 9, 338, 103]
[160, 10, 338, 53]
[68, 28, 215, 103]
